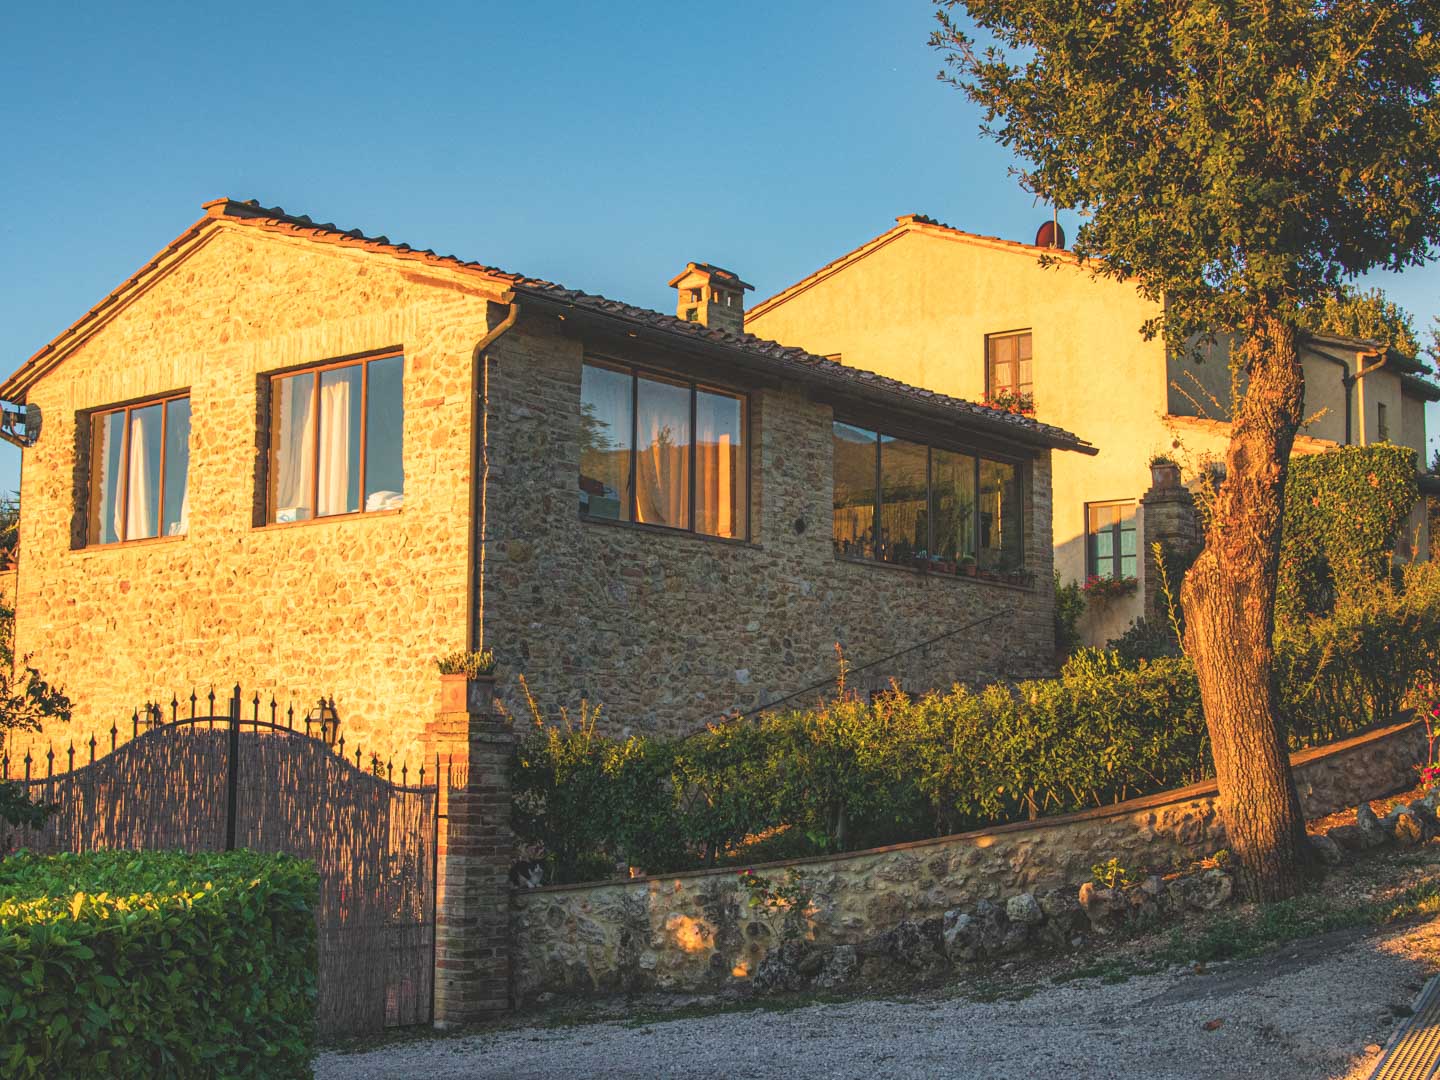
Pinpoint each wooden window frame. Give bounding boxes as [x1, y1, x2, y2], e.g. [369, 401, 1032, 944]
[579, 357, 751, 543]
[85, 391, 190, 547]
[264, 349, 404, 527]
[1085, 499, 1138, 581]
[984, 329, 1034, 398]
[833, 420, 1027, 571]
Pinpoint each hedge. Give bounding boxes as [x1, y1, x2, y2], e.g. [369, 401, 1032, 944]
[0, 850, 318, 1079]
[515, 566, 1440, 883]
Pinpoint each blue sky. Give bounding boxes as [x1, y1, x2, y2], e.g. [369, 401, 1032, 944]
[3, 1, 1437, 496]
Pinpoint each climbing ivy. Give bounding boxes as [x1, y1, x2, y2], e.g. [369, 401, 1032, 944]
[1278, 445, 1419, 618]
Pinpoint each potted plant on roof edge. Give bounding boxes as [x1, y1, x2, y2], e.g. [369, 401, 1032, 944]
[436, 648, 497, 714]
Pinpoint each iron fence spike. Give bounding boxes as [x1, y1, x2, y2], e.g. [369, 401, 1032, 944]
[89, 735, 96, 764]
[338, 734, 345, 759]
[67, 743, 74, 772]
[401, 762, 408, 786]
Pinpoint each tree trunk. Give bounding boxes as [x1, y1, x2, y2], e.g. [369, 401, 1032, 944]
[1180, 313, 1309, 901]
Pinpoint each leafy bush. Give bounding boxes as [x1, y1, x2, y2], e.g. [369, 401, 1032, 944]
[1054, 573, 1086, 656]
[1278, 561, 1440, 746]
[1278, 444, 1419, 618]
[0, 850, 317, 1079]
[515, 572, 1440, 884]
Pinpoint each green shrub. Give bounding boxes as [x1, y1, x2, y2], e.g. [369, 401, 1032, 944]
[434, 648, 495, 677]
[1054, 573, 1086, 656]
[514, 570, 1440, 884]
[1279, 444, 1419, 618]
[0, 850, 317, 1079]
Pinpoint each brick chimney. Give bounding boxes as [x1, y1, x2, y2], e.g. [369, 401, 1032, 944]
[668, 262, 754, 335]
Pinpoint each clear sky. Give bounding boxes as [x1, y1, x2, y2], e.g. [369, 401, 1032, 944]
[3, 1, 1437, 497]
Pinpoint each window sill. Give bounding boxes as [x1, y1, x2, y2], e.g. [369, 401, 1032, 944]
[75, 534, 188, 555]
[833, 554, 1036, 591]
[579, 512, 757, 549]
[253, 507, 404, 533]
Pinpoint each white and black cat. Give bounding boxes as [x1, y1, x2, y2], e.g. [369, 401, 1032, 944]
[508, 859, 544, 889]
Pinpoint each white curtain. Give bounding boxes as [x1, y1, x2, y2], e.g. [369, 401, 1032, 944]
[274, 379, 317, 520]
[115, 411, 156, 540]
[317, 377, 352, 517]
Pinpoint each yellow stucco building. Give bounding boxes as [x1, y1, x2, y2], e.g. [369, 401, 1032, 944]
[747, 214, 1439, 643]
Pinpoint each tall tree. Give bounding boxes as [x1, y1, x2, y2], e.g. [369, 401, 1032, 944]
[934, 0, 1440, 898]
[1298, 286, 1422, 359]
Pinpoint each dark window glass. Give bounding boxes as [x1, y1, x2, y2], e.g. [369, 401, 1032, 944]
[161, 398, 191, 537]
[364, 354, 405, 511]
[1087, 502, 1137, 580]
[832, 422, 877, 559]
[580, 363, 634, 522]
[87, 395, 190, 546]
[578, 361, 748, 539]
[269, 354, 404, 524]
[931, 447, 977, 564]
[878, 435, 928, 566]
[978, 459, 1022, 570]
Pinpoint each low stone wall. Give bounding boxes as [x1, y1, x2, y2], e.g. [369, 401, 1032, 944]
[511, 717, 1425, 1003]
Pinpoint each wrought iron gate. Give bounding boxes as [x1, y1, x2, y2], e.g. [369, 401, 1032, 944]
[0, 687, 439, 1036]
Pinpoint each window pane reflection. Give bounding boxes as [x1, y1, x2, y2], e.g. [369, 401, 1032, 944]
[696, 389, 744, 538]
[832, 422, 877, 558]
[635, 374, 691, 530]
[579, 364, 633, 522]
[878, 436, 928, 566]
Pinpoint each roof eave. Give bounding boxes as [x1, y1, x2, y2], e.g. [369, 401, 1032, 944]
[514, 286, 1096, 456]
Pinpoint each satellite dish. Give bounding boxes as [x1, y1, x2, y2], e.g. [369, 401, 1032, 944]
[0, 402, 40, 448]
[1035, 220, 1066, 249]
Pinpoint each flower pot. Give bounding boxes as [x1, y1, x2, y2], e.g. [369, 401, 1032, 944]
[1150, 462, 1181, 489]
[440, 672, 495, 714]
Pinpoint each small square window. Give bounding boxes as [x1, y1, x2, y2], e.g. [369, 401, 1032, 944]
[1086, 501, 1137, 580]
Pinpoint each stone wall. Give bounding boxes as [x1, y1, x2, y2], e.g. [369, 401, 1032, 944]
[511, 717, 1426, 1002]
[13, 223, 509, 762]
[481, 319, 1058, 736]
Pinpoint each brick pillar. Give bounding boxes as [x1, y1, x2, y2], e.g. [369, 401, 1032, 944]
[423, 675, 513, 1026]
[1139, 475, 1201, 624]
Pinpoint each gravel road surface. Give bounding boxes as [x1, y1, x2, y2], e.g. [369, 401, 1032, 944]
[317, 916, 1440, 1080]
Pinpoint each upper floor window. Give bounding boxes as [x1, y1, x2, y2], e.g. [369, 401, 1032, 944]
[579, 360, 747, 540]
[268, 352, 404, 524]
[833, 421, 1024, 574]
[986, 331, 1034, 413]
[1086, 501, 1137, 580]
[88, 393, 191, 545]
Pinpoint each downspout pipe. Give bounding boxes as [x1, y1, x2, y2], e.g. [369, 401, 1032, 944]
[1351, 348, 1389, 447]
[467, 298, 520, 653]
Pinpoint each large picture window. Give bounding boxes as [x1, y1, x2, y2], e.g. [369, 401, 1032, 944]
[1087, 501, 1137, 580]
[268, 352, 404, 524]
[579, 360, 747, 540]
[833, 421, 1025, 576]
[88, 394, 191, 545]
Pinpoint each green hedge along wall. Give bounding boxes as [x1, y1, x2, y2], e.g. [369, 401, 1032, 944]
[0, 850, 318, 1080]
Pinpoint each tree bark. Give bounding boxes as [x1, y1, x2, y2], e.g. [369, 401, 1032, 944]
[1180, 313, 1308, 902]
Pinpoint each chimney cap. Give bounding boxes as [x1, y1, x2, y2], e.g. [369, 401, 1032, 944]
[667, 261, 754, 292]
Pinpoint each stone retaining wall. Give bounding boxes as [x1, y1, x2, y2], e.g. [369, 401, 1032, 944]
[511, 717, 1426, 1003]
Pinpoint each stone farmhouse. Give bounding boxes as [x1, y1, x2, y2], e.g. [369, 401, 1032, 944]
[1, 199, 1096, 760]
[746, 214, 1440, 644]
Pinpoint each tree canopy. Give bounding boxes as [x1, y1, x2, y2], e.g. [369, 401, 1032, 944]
[1297, 286, 1423, 360]
[933, 0, 1440, 346]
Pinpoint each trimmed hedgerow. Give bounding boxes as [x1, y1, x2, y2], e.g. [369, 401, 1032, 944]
[514, 571, 1440, 884]
[0, 850, 318, 1080]
[1279, 443, 1419, 618]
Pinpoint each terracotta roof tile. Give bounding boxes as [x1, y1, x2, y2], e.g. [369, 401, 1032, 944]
[6, 198, 1095, 455]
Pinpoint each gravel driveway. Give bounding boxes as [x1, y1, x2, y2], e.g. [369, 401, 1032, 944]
[317, 917, 1440, 1080]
